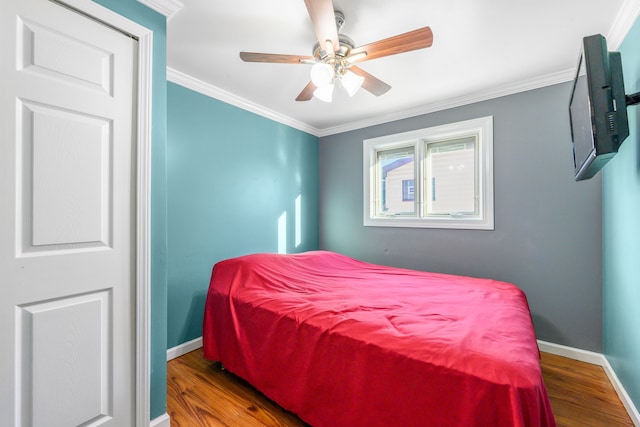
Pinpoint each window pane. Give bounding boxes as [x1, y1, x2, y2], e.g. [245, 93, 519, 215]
[425, 138, 477, 216]
[376, 146, 416, 216]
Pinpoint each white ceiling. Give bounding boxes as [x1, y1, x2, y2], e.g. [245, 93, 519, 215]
[166, 0, 639, 136]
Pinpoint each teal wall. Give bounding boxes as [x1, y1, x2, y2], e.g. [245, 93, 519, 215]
[603, 17, 640, 411]
[166, 82, 319, 349]
[92, 0, 168, 419]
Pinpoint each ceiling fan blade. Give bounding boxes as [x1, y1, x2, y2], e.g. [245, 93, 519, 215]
[296, 81, 317, 101]
[349, 26, 433, 63]
[304, 0, 339, 52]
[240, 52, 315, 64]
[349, 66, 391, 96]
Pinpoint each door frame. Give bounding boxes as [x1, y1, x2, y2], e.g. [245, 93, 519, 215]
[52, 0, 153, 425]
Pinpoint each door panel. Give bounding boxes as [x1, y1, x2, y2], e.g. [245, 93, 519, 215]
[17, 290, 112, 426]
[22, 101, 112, 252]
[19, 17, 115, 95]
[0, 1, 137, 425]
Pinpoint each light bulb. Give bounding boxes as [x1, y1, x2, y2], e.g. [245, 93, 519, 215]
[341, 70, 364, 97]
[310, 62, 334, 87]
[313, 83, 334, 102]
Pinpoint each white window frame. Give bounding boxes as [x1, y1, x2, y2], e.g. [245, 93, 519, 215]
[363, 116, 494, 230]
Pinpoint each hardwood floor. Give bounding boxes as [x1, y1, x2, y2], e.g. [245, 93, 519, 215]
[167, 349, 307, 427]
[540, 352, 633, 426]
[167, 349, 634, 426]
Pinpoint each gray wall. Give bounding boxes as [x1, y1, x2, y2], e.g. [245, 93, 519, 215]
[319, 82, 603, 352]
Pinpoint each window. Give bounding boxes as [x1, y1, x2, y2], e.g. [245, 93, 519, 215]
[363, 116, 494, 230]
[377, 146, 415, 216]
[426, 137, 477, 216]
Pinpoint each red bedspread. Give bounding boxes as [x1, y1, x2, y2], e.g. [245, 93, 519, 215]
[203, 251, 556, 427]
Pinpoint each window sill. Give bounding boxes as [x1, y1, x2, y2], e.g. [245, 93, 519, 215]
[363, 216, 494, 230]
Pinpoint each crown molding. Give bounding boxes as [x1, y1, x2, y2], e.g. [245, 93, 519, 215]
[137, 0, 183, 20]
[607, 0, 640, 50]
[167, 66, 573, 138]
[317, 69, 576, 137]
[166, 67, 321, 136]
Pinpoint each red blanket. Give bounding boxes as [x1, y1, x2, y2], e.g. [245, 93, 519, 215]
[203, 251, 556, 427]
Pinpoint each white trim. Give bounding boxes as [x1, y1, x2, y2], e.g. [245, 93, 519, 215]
[538, 340, 640, 426]
[166, 66, 568, 138]
[607, 0, 640, 50]
[320, 69, 574, 137]
[56, 1, 153, 425]
[602, 356, 640, 426]
[134, 30, 154, 427]
[150, 413, 171, 427]
[167, 336, 203, 361]
[167, 67, 320, 136]
[137, 0, 183, 20]
[537, 340, 606, 365]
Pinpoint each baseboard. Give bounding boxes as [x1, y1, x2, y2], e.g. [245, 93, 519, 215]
[538, 340, 640, 426]
[537, 340, 606, 365]
[601, 356, 640, 426]
[167, 336, 203, 361]
[150, 412, 170, 427]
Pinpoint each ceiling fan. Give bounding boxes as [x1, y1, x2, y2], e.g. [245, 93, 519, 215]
[239, 0, 433, 102]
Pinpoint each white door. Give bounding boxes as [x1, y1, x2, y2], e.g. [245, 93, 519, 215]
[0, 0, 138, 425]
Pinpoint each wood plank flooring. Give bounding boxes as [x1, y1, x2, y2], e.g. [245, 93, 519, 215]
[167, 349, 307, 427]
[540, 352, 633, 426]
[167, 349, 634, 426]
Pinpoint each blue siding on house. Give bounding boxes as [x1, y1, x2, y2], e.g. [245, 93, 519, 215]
[166, 82, 319, 349]
[92, 0, 169, 419]
[603, 16, 640, 411]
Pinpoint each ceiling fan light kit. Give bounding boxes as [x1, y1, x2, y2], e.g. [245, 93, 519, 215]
[310, 62, 334, 87]
[310, 61, 365, 101]
[341, 70, 365, 97]
[239, 0, 433, 103]
[313, 83, 335, 102]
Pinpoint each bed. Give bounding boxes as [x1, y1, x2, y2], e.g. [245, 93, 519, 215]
[203, 250, 556, 427]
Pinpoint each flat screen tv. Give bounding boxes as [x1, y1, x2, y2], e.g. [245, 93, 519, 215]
[568, 34, 629, 181]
